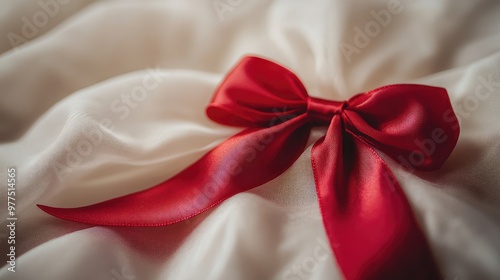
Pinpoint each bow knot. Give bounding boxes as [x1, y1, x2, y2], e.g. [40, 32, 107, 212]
[307, 96, 347, 125]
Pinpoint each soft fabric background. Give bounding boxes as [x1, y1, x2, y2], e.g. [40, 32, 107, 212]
[0, 0, 499, 279]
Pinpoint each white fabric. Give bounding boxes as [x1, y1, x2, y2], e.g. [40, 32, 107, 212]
[1, 0, 499, 279]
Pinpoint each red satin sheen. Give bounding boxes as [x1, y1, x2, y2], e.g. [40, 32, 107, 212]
[38, 56, 459, 280]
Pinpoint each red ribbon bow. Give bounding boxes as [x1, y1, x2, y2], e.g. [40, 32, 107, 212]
[39, 56, 460, 279]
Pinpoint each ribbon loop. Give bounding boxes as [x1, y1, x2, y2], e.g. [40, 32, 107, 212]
[343, 84, 460, 171]
[206, 57, 308, 128]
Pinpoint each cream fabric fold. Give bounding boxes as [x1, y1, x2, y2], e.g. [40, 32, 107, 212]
[0, 0, 499, 279]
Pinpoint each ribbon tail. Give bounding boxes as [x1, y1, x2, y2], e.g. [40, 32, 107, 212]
[38, 116, 311, 226]
[311, 116, 441, 280]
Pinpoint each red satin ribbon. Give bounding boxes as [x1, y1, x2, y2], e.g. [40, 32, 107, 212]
[39, 56, 460, 280]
